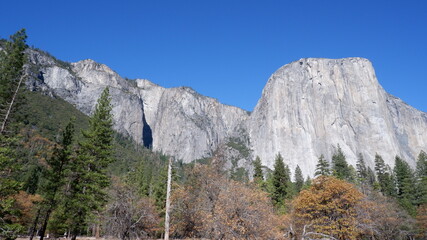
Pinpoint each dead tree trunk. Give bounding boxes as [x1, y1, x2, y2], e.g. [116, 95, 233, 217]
[0, 74, 26, 134]
[164, 156, 172, 240]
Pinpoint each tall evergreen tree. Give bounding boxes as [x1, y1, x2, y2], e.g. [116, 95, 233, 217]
[0, 136, 23, 239]
[294, 165, 304, 193]
[374, 153, 395, 196]
[374, 153, 386, 178]
[347, 165, 357, 183]
[65, 88, 114, 240]
[0, 29, 27, 134]
[331, 145, 351, 180]
[153, 164, 168, 212]
[356, 153, 368, 182]
[271, 153, 291, 207]
[387, 165, 397, 197]
[417, 151, 427, 176]
[285, 164, 295, 197]
[303, 176, 312, 190]
[366, 166, 376, 187]
[0, 29, 27, 239]
[394, 156, 416, 215]
[128, 157, 152, 197]
[315, 154, 330, 176]
[394, 156, 415, 198]
[253, 156, 264, 182]
[415, 150, 427, 205]
[37, 119, 75, 240]
[356, 153, 369, 192]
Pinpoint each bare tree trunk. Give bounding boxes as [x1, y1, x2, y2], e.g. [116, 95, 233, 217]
[95, 224, 100, 238]
[39, 209, 52, 240]
[164, 157, 172, 240]
[29, 208, 41, 240]
[71, 230, 78, 240]
[0, 74, 26, 134]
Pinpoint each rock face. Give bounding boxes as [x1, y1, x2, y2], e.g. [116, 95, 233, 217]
[248, 58, 427, 176]
[25, 49, 427, 177]
[149, 86, 249, 160]
[26, 49, 249, 163]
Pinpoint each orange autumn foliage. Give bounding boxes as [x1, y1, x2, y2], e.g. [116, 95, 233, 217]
[21, 129, 55, 166]
[291, 176, 363, 240]
[11, 191, 43, 225]
[171, 164, 283, 239]
[212, 181, 281, 239]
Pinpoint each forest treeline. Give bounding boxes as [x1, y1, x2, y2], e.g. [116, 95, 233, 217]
[1, 29, 427, 240]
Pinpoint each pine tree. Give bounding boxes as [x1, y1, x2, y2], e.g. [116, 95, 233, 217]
[356, 153, 368, 182]
[37, 119, 75, 240]
[65, 88, 114, 240]
[366, 166, 376, 187]
[394, 156, 416, 215]
[253, 156, 264, 182]
[153, 164, 168, 212]
[0, 136, 23, 239]
[128, 157, 152, 197]
[264, 172, 274, 195]
[386, 165, 397, 197]
[23, 165, 43, 195]
[394, 156, 415, 198]
[0, 29, 27, 239]
[374, 154, 395, 196]
[0, 29, 27, 134]
[348, 165, 357, 183]
[285, 164, 295, 198]
[331, 145, 351, 180]
[294, 165, 304, 193]
[356, 153, 369, 192]
[416, 150, 427, 205]
[271, 153, 290, 206]
[303, 176, 312, 190]
[315, 154, 330, 176]
[0, 137, 21, 198]
[374, 153, 386, 178]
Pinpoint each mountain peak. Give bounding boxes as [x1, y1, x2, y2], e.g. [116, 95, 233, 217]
[249, 56, 426, 176]
[26, 50, 427, 177]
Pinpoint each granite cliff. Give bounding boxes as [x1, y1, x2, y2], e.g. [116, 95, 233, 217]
[26, 49, 249, 163]
[25, 49, 427, 177]
[247, 58, 427, 176]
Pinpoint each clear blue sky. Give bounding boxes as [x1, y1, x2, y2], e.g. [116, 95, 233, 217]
[1, 0, 426, 112]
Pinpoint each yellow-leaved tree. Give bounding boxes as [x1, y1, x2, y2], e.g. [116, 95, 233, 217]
[290, 176, 363, 240]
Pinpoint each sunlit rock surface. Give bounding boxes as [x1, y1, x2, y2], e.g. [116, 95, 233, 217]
[26, 49, 427, 177]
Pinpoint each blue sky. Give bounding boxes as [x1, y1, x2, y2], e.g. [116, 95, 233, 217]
[1, 0, 426, 112]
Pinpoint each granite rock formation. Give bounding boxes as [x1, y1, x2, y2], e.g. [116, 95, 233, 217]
[25, 49, 427, 177]
[247, 58, 427, 176]
[26, 49, 249, 163]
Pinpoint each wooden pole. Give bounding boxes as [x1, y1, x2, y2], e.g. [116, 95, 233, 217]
[164, 156, 172, 240]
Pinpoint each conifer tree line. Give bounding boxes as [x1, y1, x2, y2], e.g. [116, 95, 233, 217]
[252, 144, 427, 217]
[245, 143, 426, 239]
[2, 29, 427, 240]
